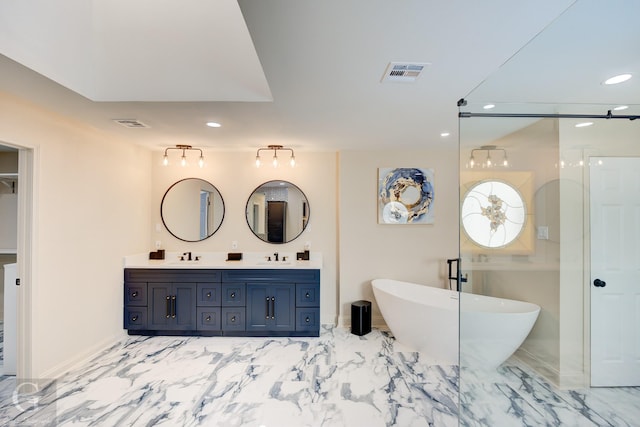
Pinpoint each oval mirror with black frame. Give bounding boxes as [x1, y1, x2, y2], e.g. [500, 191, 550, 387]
[246, 180, 310, 244]
[161, 178, 225, 242]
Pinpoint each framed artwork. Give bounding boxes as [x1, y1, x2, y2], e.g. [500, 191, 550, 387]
[460, 171, 534, 253]
[378, 167, 435, 224]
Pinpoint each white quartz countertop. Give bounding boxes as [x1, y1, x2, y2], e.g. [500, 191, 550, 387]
[124, 251, 322, 270]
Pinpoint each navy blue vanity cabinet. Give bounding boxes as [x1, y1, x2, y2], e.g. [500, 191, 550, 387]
[124, 268, 319, 337]
[196, 283, 222, 332]
[124, 283, 148, 330]
[246, 283, 295, 332]
[221, 269, 320, 337]
[148, 283, 197, 330]
[295, 283, 320, 332]
[124, 269, 222, 335]
[221, 283, 246, 331]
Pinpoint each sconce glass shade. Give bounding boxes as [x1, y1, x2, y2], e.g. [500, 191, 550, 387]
[468, 145, 509, 169]
[254, 145, 296, 168]
[162, 144, 204, 168]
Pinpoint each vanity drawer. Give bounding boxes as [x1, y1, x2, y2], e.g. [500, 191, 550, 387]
[197, 307, 221, 331]
[197, 283, 222, 306]
[295, 308, 319, 332]
[222, 283, 245, 306]
[221, 307, 245, 331]
[296, 283, 319, 307]
[124, 307, 148, 330]
[125, 283, 147, 306]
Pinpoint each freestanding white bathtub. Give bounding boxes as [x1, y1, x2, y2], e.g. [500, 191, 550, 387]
[371, 279, 540, 369]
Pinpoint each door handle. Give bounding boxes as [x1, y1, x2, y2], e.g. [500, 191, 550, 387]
[266, 296, 270, 319]
[171, 295, 176, 318]
[593, 278, 606, 287]
[271, 297, 275, 319]
[166, 296, 171, 318]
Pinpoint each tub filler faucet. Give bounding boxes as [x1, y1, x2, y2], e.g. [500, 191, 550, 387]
[446, 258, 467, 291]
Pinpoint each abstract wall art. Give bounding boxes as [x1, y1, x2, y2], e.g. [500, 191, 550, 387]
[378, 167, 435, 224]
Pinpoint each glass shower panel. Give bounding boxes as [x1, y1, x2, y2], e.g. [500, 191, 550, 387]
[458, 102, 640, 426]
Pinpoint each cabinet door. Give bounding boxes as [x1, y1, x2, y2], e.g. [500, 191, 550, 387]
[197, 283, 221, 306]
[246, 284, 269, 330]
[173, 283, 197, 330]
[222, 283, 245, 306]
[271, 285, 295, 330]
[125, 283, 147, 306]
[246, 283, 295, 331]
[148, 283, 196, 330]
[148, 283, 173, 329]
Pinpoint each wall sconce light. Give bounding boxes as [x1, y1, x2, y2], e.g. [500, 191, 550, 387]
[468, 145, 508, 168]
[162, 144, 204, 168]
[255, 144, 295, 168]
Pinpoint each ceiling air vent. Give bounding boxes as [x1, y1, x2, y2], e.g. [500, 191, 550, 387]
[381, 62, 430, 83]
[113, 119, 150, 128]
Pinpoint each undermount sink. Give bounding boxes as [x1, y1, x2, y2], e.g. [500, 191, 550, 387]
[166, 260, 202, 265]
[255, 261, 293, 266]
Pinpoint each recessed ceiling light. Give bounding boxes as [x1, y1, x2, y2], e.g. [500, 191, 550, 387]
[440, 132, 450, 137]
[603, 74, 632, 85]
[483, 104, 495, 110]
[575, 122, 594, 128]
[206, 122, 221, 128]
[613, 105, 629, 111]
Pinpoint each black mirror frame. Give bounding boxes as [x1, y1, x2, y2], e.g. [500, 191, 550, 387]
[161, 177, 225, 242]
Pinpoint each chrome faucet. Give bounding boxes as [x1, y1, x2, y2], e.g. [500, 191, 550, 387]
[274, 252, 279, 261]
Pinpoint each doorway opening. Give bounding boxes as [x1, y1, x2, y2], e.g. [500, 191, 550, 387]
[0, 141, 34, 379]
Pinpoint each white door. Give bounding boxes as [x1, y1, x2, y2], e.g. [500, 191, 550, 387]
[590, 157, 640, 386]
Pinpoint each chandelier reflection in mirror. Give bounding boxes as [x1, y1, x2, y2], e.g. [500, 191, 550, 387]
[468, 145, 508, 169]
[255, 145, 295, 168]
[461, 180, 526, 248]
[162, 144, 204, 168]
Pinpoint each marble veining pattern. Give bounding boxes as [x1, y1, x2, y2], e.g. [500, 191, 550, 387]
[0, 326, 638, 426]
[0, 327, 459, 427]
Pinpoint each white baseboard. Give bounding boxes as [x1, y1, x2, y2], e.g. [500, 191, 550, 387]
[40, 332, 125, 379]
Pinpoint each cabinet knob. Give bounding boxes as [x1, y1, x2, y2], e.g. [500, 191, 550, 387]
[206, 316, 211, 322]
[206, 292, 212, 298]
[132, 291, 138, 297]
[305, 292, 310, 298]
[132, 315, 138, 322]
[305, 316, 310, 323]
[230, 292, 236, 298]
[231, 316, 236, 323]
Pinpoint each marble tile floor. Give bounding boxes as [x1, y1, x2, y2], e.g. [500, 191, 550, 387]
[0, 326, 638, 426]
[0, 320, 4, 364]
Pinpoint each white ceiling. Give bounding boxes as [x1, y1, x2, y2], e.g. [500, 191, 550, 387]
[1, 0, 638, 153]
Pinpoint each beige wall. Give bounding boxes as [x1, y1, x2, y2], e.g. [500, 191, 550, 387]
[150, 151, 339, 324]
[338, 149, 459, 326]
[0, 92, 152, 378]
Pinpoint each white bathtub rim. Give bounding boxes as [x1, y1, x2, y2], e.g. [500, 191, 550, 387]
[372, 278, 540, 314]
